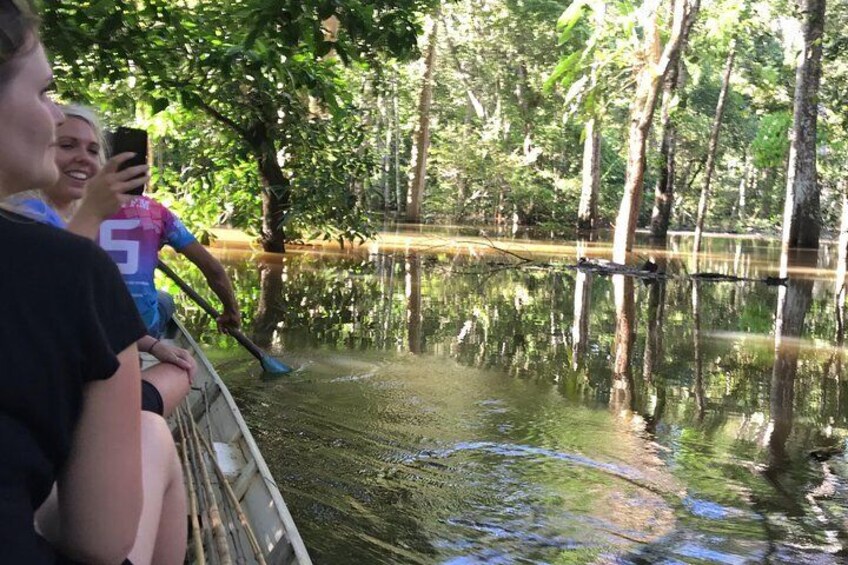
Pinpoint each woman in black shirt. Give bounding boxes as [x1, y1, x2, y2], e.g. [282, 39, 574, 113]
[0, 2, 185, 563]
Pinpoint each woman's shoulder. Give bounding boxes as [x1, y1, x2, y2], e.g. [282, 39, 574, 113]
[0, 211, 115, 274]
[2, 195, 66, 228]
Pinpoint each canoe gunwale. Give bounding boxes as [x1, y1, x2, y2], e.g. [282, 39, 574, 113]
[173, 319, 312, 565]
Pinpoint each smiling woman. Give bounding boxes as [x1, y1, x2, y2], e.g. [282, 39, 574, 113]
[35, 104, 108, 221]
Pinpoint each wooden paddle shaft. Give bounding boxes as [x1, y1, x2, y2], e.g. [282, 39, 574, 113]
[157, 260, 266, 362]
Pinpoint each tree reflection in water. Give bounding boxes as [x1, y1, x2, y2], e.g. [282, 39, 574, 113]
[405, 252, 423, 354]
[253, 263, 285, 349]
[767, 250, 814, 470]
[165, 234, 848, 563]
[692, 280, 706, 422]
[611, 274, 636, 416]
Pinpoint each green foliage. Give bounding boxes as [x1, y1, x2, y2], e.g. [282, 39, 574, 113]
[285, 107, 377, 246]
[751, 111, 792, 169]
[34, 0, 848, 239]
[41, 0, 432, 245]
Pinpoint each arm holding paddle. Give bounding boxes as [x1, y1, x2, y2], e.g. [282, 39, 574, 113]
[157, 260, 293, 375]
[178, 241, 241, 333]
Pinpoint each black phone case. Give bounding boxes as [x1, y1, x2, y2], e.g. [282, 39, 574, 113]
[108, 127, 148, 195]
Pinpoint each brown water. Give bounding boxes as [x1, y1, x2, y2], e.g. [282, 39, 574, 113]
[170, 231, 848, 564]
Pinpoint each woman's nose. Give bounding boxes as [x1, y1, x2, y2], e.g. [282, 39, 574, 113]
[72, 147, 96, 165]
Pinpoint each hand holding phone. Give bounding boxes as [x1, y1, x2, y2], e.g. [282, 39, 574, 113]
[107, 127, 148, 196]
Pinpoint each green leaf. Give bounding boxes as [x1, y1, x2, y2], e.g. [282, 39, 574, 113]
[544, 51, 582, 91]
[557, 0, 586, 45]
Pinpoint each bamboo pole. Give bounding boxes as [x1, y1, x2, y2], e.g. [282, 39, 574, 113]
[184, 408, 215, 564]
[176, 409, 206, 564]
[198, 433, 268, 565]
[187, 408, 233, 565]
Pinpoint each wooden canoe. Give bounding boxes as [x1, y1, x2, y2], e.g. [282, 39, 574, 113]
[157, 319, 312, 565]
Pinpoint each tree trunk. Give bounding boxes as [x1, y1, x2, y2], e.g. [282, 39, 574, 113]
[379, 94, 391, 212]
[693, 42, 736, 257]
[441, 14, 486, 121]
[835, 186, 848, 345]
[649, 62, 681, 240]
[392, 76, 403, 214]
[577, 117, 601, 231]
[406, 9, 440, 223]
[780, 0, 825, 252]
[649, 0, 700, 239]
[737, 150, 749, 220]
[612, 0, 690, 264]
[249, 123, 289, 253]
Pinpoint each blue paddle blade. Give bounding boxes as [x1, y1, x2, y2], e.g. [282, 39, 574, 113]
[260, 354, 293, 375]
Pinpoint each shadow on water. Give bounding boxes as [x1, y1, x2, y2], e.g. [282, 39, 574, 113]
[169, 231, 848, 564]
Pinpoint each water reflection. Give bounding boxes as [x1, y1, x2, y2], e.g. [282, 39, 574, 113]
[406, 253, 423, 355]
[642, 256, 667, 384]
[253, 263, 284, 349]
[571, 241, 593, 371]
[768, 251, 815, 469]
[692, 281, 706, 422]
[169, 232, 848, 564]
[612, 274, 636, 416]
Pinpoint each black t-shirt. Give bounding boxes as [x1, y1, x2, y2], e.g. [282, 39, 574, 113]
[0, 210, 147, 563]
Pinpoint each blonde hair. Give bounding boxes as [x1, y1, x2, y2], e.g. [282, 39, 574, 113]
[60, 103, 108, 165]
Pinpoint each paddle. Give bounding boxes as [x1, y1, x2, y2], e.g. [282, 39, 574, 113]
[156, 260, 293, 375]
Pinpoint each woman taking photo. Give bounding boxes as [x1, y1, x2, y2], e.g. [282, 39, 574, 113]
[0, 1, 185, 563]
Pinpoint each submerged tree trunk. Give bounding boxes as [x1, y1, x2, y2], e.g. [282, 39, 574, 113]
[612, 0, 690, 264]
[781, 0, 825, 252]
[572, 269, 593, 370]
[693, 41, 736, 258]
[406, 9, 440, 223]
[692, 281, 706, 421]
[253, 264, 284, 348]
[577, 117, 602, 231]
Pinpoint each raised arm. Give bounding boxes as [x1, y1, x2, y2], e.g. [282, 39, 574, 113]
[66, 154, 149, 240]
[179, 241, 241, 332]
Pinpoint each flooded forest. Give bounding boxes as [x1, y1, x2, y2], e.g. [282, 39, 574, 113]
[45, 0, 848, 562]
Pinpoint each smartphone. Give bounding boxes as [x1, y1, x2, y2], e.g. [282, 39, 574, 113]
[107, 127, 148, 196]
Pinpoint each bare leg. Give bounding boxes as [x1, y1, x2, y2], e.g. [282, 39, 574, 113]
[128, 412, 187, 565]
[142, 363, 190, 418]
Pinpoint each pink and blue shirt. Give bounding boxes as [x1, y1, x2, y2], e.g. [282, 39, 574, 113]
[98, 196, 196, 333]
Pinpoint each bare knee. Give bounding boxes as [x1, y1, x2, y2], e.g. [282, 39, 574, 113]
[140, 413, 176, 461]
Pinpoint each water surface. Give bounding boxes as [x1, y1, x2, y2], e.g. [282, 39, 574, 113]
[172, 231, 848, 564]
